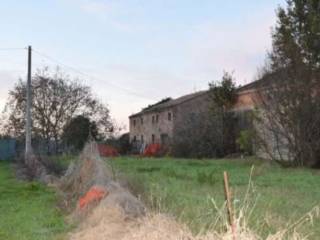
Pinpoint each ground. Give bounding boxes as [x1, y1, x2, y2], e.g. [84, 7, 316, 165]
[1, 156, 320, 239]
[0, 161, 68, 240]
[110, 156, 320, 239]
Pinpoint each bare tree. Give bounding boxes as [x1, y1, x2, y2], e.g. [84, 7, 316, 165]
[2, 67, 114, 154]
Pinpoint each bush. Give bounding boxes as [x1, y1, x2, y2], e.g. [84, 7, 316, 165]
[236, 130, 254, 155]
[143, 144, 164, 157]
[118, 133, 131, 154]
[104, 133, 131, 155]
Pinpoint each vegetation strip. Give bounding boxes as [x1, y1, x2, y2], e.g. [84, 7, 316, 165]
[111, 156, 320, 239]
[0, 162, 68, 240]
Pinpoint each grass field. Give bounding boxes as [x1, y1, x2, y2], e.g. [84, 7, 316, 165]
[0, 161, 68, 240]
[2, 155, 319, 239]
[110, 156, 320, 238]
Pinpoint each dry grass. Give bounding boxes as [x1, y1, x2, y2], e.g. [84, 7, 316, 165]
[69, 201, 319, 240]
[58, 144, 320, 239]
[67, 160, 320, 240]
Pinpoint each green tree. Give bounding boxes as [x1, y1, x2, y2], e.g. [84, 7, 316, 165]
[257, 0, 320, 166]
[269, 0, 320, 70]
[117, 133, 131, 154]
[209, 71, 237, 155]
[209, 71, 237, 110]
[62, 115, 99, 152]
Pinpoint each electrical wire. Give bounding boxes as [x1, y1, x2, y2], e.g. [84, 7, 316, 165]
[32, 48, 156, 101]
[0, 48, 26, 51]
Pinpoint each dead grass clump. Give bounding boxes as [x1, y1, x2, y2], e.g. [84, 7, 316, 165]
[59, 141, 145, 221]
[69, 205, 258, 240]
[69, 205, 135, 240]
[59, 141, 112, 204]
[69, 202, 193, 240]
[123, 212, 193, 240]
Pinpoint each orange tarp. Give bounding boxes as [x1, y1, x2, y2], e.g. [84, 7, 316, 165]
[98, 144, 119, 157]
[143, 143, 162, 157]
[78, 186, 108, 209]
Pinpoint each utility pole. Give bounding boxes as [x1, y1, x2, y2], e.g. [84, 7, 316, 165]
[25, 45, 32, 162]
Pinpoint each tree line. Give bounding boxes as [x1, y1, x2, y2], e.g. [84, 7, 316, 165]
[0, 67, 115, 155]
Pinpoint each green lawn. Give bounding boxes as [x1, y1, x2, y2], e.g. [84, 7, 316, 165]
[0, 161, 68, 240]
[110, 156, 320, 238]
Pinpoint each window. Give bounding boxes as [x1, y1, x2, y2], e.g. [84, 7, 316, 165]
[152, 115, 155, 123]
[133, 136, 137, 142]
[168, 112, 172, 121]
[156, 114, 159, 123]
[152, 134, 155, 144]
[141, 117, 143, 124]
[133, 119, 136, 127]
[141, 135, 144, 143]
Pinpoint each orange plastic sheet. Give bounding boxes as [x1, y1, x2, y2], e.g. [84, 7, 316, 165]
[78, 186, 108, 209]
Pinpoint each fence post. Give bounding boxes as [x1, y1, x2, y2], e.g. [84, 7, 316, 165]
[223, 171, 236, 240]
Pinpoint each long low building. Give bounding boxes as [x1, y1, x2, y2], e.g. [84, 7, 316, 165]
[129, 91, 210, 148]
[129, 80, 258, 151]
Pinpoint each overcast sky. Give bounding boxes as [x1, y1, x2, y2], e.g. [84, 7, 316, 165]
[0, 0, 285, 130]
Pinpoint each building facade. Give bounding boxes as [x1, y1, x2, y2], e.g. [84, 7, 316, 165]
[129, 91, 209, 149]
[129, 74, 296, 160]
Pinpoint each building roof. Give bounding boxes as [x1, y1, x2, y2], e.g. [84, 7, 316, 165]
[129, 73, 278, 118]
[237, 71, 282, 92]
[129, 90, 208, 118]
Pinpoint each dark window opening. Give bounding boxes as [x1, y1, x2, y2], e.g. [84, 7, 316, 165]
[133, 119, 136, 127]
[141, 135, 144, 143]
[152, 134, 155, 144]
[133, 136, 137, 142]
[168, 112, 172, 121]
[141, 117, 143, 124]
[152, 115, 155, 123]
[156, 114, 159, 123]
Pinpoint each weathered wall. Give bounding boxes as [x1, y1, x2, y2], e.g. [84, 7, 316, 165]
[232, 90, 256, 111]
[129, 109, 173, 145]
[172, 92, 210, 129]
[129, 92, 209, 146]
[233, 90, 291, 161]
[254, 110, 291, 161]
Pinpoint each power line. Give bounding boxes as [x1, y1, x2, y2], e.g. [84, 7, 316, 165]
[0, 46, 156, 101]
[32, 48, 156, 101]
[0, 48, 26, 51]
